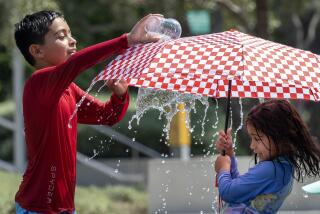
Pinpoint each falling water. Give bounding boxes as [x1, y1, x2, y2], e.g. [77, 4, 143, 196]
[68, 81, 97, 128]
[129, 88, 209, 140]
[72, 81, 254, 213]
[209, 99, 220, 144]
[229, 99, 233, 132]
[233, 98, 244, 151]
[88, 149, 99, 160]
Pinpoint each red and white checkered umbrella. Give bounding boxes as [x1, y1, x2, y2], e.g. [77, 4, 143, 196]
[95, 29, 320, 101]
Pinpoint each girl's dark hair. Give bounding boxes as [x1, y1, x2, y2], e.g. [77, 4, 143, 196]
[14, 10, 63, 66]
[246, 99, 320, 182]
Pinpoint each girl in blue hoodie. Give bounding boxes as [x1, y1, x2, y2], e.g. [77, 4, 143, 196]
[215, 99, 320, 214]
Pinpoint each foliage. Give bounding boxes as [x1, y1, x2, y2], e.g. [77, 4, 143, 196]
[75, 185, 147, 214]
[0, 0, 60, 47]
[0, 46, 12, 101]
[0, 170, 147, 214]
[0, 170, 19, 214]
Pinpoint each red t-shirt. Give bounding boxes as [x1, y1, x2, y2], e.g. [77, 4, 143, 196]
[15, 34, 129, 213]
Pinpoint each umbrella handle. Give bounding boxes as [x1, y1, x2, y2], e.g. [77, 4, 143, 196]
[222, 80, 232, 156]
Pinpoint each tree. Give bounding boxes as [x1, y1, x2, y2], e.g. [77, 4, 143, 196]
[0, 0, 60, 100]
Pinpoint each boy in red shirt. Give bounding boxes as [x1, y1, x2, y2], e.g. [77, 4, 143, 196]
[14, 10, 161, 213]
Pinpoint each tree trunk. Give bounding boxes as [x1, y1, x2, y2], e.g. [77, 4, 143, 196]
[255, 0, 269, 38]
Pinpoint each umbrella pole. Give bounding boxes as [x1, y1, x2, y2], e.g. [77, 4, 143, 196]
[222, 79, 232, 156]
[216, 79, 232, 213]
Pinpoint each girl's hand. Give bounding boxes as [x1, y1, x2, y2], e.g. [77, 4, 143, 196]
[106, 79, 128, 98]
[214, 128, 234, 157]
[127, 14, 164, 47]
[215, 155, 231, 173]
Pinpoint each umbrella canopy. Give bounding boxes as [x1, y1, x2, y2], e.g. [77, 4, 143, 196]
[95, 29, 320, 101]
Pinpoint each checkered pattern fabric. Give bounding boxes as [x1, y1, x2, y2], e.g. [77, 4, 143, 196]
[95, 30, 320, 101]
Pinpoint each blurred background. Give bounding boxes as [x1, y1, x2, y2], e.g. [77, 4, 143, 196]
[1, 0, 320, 213]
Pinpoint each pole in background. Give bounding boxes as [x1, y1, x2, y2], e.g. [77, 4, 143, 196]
[12, 47, 26, 172]
[169, 103, 191, 161]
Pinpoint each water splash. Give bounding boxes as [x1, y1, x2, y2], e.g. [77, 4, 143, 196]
[88, 149, 99, 160]
[212, 99, 219, 130]
[129, 88, 209, 139]
[68, 81, 97, 128]
[229, 98, 233, 131]
[199, 99, 210, 137]
[211, 99, 220, 140]
[97, 81, 107, 93]
[233, 98, 244, 151]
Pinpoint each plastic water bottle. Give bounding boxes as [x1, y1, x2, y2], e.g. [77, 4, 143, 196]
[145, 16, 182, 41]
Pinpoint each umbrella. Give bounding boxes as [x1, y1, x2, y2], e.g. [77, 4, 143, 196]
[94, 29, 320, 143]
[94, 29, 320, 212]
[95, 29, 320, 102]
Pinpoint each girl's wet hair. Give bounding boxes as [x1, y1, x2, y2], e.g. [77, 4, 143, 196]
[14, 10, 63, 66]
[246, 99, 320, 182]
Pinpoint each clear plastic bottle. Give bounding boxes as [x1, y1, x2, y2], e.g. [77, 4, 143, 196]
[145, 16, 182, 41]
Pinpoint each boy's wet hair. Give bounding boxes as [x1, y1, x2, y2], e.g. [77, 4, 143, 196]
[246, 99, 320, 182]
[14, 10, 63, 66]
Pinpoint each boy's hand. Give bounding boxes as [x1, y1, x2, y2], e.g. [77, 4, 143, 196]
[215, 155, 231, 173]
[214, 128, 234, 157]
[127, 14, 164, 47]
[106, 79, 128, 98]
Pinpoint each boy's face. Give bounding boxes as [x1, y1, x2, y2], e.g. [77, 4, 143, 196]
[35, 17, 77, 67]
[247, 123, 276, 161]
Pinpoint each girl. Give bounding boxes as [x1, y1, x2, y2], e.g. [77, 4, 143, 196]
[215, 99, 320, 214]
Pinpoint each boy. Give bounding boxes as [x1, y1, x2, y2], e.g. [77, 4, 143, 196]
[14, 10, 161, 213]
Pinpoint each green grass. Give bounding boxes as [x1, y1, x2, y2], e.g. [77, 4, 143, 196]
[0, 170, 19, 214]
[0, 170, 147, 214]
[0, 99, 14, 116]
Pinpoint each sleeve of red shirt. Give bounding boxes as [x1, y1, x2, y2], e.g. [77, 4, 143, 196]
[72, 83, 129, 125]
[32, 34, 128, 107]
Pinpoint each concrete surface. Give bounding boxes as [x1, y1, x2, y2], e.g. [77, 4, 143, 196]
[148, 156, 320, 213]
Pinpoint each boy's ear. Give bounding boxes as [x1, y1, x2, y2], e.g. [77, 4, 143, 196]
[29, 44, 44, 59]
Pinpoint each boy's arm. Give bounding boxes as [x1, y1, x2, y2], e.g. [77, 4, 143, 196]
[41, 34, 128, 104]
[217, 161, 277, 204]
[73, 83, 129, 125]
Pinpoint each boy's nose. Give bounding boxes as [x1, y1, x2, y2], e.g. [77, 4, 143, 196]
[69, 36, 77, 46]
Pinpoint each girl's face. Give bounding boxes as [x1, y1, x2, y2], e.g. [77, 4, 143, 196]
[247, 123, 276, 161]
